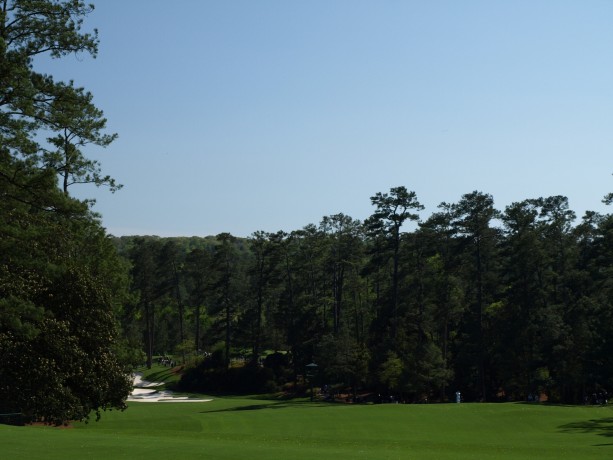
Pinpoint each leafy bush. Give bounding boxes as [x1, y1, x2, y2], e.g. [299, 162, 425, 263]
[178, 354, 278, 394]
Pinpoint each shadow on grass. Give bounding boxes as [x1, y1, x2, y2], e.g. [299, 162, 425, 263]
[200, 400, 330, 414]
[559, 417, 613, 444]
[141, 369, 177, 383]
[516, 402, 580, 408]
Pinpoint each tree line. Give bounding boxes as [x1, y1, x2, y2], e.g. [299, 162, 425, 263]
[119, 186, 613, 404]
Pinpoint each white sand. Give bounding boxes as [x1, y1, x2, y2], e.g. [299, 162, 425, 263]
[128, 373, 212, 403]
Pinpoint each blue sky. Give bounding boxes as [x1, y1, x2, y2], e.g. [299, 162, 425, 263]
[41, 0, 613, 237]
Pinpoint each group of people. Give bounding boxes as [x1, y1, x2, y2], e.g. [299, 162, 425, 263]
[157, 356, 176, 367]
[584, 390, 608, 406]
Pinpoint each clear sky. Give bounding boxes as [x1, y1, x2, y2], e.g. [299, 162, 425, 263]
[40, 0, 613, 237]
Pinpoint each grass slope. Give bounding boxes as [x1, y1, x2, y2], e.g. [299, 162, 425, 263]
[2, 399, 612, 459]
[135, 363, 182, 390]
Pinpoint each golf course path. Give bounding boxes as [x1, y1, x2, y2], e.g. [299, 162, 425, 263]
[128, 373, 212, 403]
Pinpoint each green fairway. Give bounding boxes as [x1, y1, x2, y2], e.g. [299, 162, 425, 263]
[2, 399, 612, 459]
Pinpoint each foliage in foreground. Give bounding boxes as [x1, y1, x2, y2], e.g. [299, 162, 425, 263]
[0, 1, 131, 423]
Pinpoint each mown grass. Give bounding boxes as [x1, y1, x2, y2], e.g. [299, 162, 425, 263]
[2, 399, 613, 459]
[135, 363, 182, 390]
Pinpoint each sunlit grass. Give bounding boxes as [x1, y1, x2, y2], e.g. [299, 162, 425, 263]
[3, 399, 613, 459]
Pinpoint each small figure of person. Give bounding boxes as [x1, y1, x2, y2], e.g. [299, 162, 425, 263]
[455, 391, 461, 403]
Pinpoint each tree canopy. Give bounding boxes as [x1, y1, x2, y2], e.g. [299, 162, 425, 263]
[0, 0, 131, 424]
[118, 181, 613, 404]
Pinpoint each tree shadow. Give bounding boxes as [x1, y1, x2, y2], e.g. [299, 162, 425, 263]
[200, 400, 329, 414]
[517, 402, 579, 408]
[559, 417, 613, 442]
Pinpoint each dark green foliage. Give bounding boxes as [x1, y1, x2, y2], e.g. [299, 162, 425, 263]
[0, 178, 132, 423]
[178, 352, 277, 394]
[122, 184, 613, 403]
[316, 330, 369, 395]
[0, 0, 131, 424]
[448, 191, 500, 401]
[43, 81, 119, 194]
[263, 352, 292, 384]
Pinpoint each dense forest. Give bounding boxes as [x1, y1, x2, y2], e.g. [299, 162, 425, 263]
[117, 186, 613, 404]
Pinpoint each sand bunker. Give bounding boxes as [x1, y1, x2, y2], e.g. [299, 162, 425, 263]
[128, 373, 212, 403]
